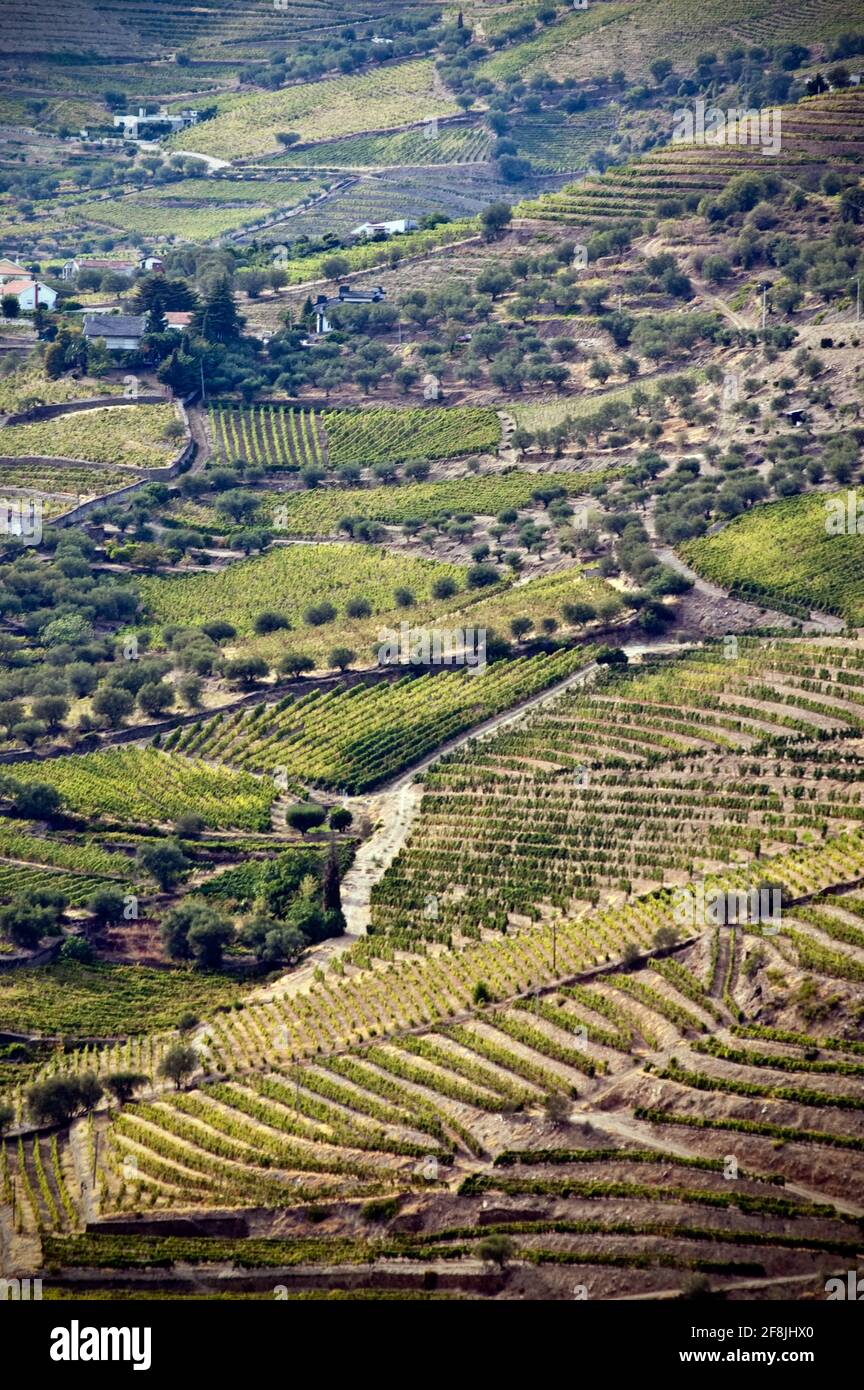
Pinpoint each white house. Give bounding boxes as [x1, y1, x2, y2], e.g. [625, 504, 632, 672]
[312, 284, 385, 334]
[0, 258, 30, 285]
[349, 219, 419, 239]
[140, 255, 165, 273]
[113, 107, 199, 140]
[2, 278, 57, 312]
[62, 257, 138, 282]
[83, 313, 147, 351]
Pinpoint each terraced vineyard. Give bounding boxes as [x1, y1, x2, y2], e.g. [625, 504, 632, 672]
[0, 405, 182, 471]
[78, 176, 325, 242]
[267, 125, 492, 170]
[21, 836, 864, 1284]
[258, 217, 478, 286]
[137, 543, 469, 641]
[371, 640, 864, 939]
[519, 90, 864, 224]
[0, 367, 125, 415]
[11, 748, 276, 831]
[323, 407, 500, 468]
[0, 961, 241, 1038]
[264, 167, 548, 239]
[0, 460, 141, 499]
[262, 471, 593, 534]
[207, 405, 499, 473]
[208, 404, 327, 472]
[5, 0, 864, 1321]
[509, 111, 620, 173]
[168, 61, 459, 160]
[165, 647, 593, 793]
[479, 0, 864, 83]
[0, 820, 136, 880]
[682, 493, 864, 626]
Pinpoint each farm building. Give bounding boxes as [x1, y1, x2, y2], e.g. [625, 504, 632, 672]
[165, 311, 193, 332]
[349, 219, 419, 239]
[62, 257, 137, 281]
[312, 284, 386, 333]
[113, 107, 199, 140]
[83, 313, 147, 351]
[1, 277, 57, 311]
[0, 258, 30, 284]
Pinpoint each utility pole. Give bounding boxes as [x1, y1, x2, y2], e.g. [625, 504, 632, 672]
[761, 282, 768, 332]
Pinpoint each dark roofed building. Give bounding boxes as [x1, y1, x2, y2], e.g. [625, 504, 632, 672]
[83, 314, 147, 351]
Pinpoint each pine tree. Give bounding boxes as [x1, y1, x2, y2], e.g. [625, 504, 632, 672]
[323, 838, 342, 915]
[192, 277, 245, 343]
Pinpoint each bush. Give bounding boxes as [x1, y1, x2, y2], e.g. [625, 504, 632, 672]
[304, 602, 337, 626]
[88, 888, 127, 926]
[254, 610, 291, 635]
[466, 563, 500, 589]
[59, 936, 94, 963]
[286, 802, 327, 835]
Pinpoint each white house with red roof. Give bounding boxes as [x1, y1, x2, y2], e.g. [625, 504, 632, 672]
[61, 257, 137, 281]
[2, 278, 57, 311]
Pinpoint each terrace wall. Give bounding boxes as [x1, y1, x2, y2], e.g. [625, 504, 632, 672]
[3, 393, 169, 425]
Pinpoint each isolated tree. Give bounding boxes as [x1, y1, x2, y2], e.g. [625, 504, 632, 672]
[478, 1234, 516, 1269]
[175, 812, 204, 839]
[223, 656, 269, 687]
[12, 781, 61, 821]
[329, 806, 353, 832]
[653, 924, 678, 950]
[88, 888, 127, 926]
[254, 610, 291, 635]
[286, 802, 327, 835]
[480, 201, 513, 241]
[92, 685, 134, 728]
[138, 680, 175, 717]
[161, 900, 231, 968]
[0, 900, 59, 950]
[192, 277, 245, 343]
[279, 653, 315, 677]
[31, 696, 68, 732]
[329, 646, 355, 671]
[241, 915, 306, 965]
[104, 1072, 148, 1106]
[322, 255, 350, 280]
[0, 700, 23, 735]
[158, 1044, 198, 1091]
[27, 1074, 103, 1127]
[137, 841, 190, 891]
[544, 1091, 571, 1125]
